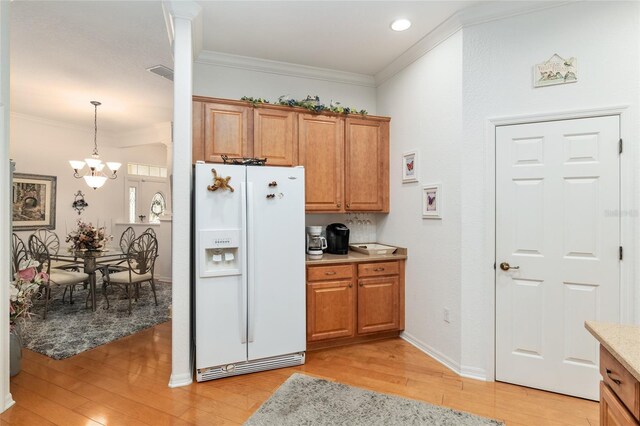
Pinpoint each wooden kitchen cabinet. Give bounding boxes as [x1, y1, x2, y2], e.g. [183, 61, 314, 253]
[345, 117, 389, 212]
[599, 345, 640, 425]
[193, 98, 252, 163]
[298, 114, 344, 212]
[192, 96, 390, 213]
[306, 259, 405, 350]
[253, 106, 297, 166]
[307, 279, 356, 342]
[357, 276, 399, 334]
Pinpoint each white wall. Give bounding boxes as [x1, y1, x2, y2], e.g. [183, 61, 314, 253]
[121, 144, 167, 167]
[376, 31, 464, 369]
[460, 1, 640, 378]
[194, 62, 377, 114]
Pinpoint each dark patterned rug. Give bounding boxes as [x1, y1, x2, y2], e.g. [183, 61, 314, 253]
[19, 280, 171, 360]
[245, 373, 504, 426]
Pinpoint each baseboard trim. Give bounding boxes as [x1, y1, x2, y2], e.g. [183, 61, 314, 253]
[168, 372, 193, 388]
[400, 332, 488, 381]
[3, 394, 15, 412]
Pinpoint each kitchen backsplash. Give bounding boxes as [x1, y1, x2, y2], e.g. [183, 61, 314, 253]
[305, 213, 378, 244]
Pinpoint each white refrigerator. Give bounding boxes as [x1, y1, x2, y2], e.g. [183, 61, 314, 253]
[194, 163, 306, 382]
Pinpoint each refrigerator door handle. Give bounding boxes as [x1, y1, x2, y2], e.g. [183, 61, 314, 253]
[240, 182, 248, 344]
[247, 182, 256, 343]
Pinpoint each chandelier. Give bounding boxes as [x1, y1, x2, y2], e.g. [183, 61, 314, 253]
[69, 101, 121, 189]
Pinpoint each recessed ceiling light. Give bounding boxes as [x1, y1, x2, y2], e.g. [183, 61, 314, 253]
[390, 19, 411, 32]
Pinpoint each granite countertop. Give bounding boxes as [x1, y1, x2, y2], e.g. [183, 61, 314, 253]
[306, 246, 407, 265]
[585, 320, 640, 382]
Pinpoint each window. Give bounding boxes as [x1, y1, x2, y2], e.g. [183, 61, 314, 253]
[128, 187, 137, 223]
[149, 192, 166, 223]
[127, 162, 167, 177]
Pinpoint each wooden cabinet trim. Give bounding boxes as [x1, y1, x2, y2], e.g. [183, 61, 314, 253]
[192, 101, 204, 163]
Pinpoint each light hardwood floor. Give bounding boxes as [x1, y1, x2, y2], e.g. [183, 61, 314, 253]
[2, 322, 598, 425]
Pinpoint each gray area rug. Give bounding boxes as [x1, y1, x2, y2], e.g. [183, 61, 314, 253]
[245, 373, 503, 426]
[19, 280, 171, 360]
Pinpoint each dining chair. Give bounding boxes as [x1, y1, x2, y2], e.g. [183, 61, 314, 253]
[97, 226, 137, 278]
[28, 235, 90, 319]
[103, 233, 158, 314]
[143, 227, 156, 238]
[11, 233, 29, 277]
[119, 226, 136, 252]
[32, 229, 81, 271]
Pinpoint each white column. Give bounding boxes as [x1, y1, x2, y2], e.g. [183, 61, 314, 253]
[164, 1, 201, 388]
[0, 0, 14, 412]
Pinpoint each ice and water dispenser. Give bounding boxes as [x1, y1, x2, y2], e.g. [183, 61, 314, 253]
[199, 229, 241, 277]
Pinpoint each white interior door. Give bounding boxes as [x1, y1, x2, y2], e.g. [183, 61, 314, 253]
[246, 166, 306, 361]
[495, 116, 620, 400]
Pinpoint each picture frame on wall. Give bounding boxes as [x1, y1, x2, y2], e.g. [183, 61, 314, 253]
[422, 183, 442, 219]
[12, 173, 57, 230]
[402, 150, 418, 183]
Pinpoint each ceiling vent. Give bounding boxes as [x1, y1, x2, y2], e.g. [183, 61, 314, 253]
[146, 65, 174, 82]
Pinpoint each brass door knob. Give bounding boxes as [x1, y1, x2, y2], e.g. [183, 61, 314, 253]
[499, 262, 520, 271]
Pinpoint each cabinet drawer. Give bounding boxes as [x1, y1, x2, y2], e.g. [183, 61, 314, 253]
[358, 261, 399, 277]
[600, 345, 640, 421]
[307, 265, 353, 281]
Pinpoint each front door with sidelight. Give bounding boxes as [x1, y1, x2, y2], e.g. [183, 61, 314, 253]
[495, 115, 620, 400]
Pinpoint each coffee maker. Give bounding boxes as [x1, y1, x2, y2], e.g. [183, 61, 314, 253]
[306, 226, 327, 260]
[326, 223, 350, 255]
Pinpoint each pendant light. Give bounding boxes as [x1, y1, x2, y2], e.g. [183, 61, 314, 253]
[69, 101, 121, 189]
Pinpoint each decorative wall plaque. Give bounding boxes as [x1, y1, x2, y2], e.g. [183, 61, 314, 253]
[534, 54, 577, 88]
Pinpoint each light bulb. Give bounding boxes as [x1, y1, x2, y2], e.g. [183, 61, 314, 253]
[84, 175, 107, 189]
[69, 160, 86, 171]
[106, 162, 122, 172]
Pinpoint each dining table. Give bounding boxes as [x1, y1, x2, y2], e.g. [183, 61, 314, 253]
[50, 249, 127, 311]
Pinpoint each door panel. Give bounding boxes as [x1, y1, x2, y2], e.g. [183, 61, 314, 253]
[194, 164, 247, 369]
[307, 280, 355, 341]
[246, 166, 306, 360]
[357, 276, 399, 334]
[203, 103, 251, 162]
[254, 108, 296, 166]
[298, 114, 344, 211]
[496, 116, 620, 400]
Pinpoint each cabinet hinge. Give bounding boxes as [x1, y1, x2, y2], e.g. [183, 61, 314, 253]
[619, 138, 623, 154]
[493, 262, 496, 270]
[619, 246, 623, 261]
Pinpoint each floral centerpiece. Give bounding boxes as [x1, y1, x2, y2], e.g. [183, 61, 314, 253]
[10, 259, 46, 332]
[66, 219, 112, 251]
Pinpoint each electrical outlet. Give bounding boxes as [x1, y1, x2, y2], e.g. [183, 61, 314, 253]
[443, 308, 450, 323]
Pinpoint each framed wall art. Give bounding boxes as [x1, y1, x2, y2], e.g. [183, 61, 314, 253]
[422, 183, 442, 219]
[402, 150, 418, 183]
[12, 173, 57, 230]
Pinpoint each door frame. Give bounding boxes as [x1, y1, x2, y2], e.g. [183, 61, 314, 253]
[484, 105, 634, 381]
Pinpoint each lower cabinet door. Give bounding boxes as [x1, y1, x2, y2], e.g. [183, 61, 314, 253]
[357, 276, 399, 334]
[307, 280, 355, 342]
[601, 382, 640, 426]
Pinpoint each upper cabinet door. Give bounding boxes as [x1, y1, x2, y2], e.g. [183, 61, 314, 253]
[345, 118, 389, 212]
[298, 114, 344, 212]
[203, 102, 251, 163]
[253, 107, 297, 166]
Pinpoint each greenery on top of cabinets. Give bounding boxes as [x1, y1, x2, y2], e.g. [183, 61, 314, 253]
[240, 95, 367, 115]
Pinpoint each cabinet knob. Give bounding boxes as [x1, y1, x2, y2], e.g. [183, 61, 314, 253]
[373, 267, 385, 272]
[347, 203, 351, 208]
[337, 203, 341, 208]
[348, 283, 353, 288]
[359, 282, 364, 287]
[325, 271, 336, 276]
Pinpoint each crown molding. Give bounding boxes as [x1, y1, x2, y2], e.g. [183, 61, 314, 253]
[375, 1, 573, 85]
[195, 50, 376, 88]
